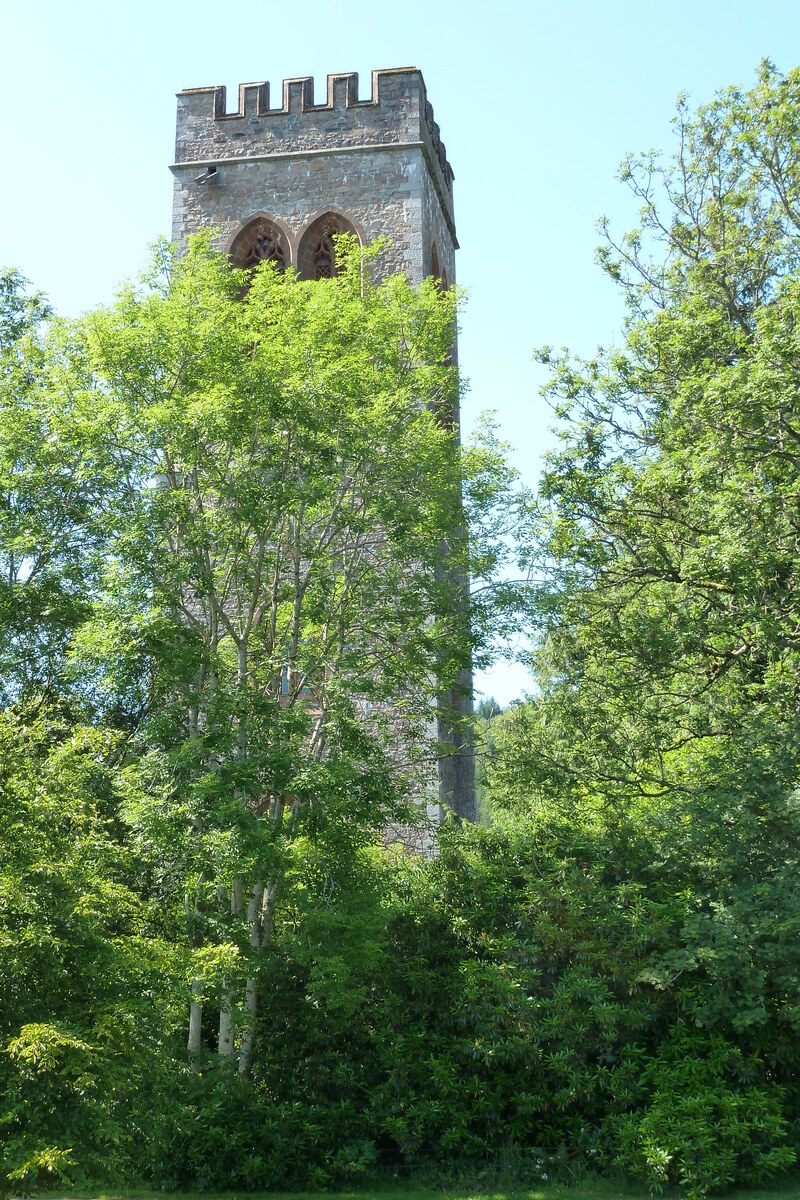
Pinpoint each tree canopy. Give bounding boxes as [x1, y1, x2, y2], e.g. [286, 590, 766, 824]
[5, 62, 800, 1200]
[485, 60, 800, 1195]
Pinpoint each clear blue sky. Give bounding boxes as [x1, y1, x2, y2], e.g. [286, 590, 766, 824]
[2, 0, 799, 702]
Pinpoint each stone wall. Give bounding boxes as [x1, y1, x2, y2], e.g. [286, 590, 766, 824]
[172, 146, 424, 281]
[170, 68, 456, 284]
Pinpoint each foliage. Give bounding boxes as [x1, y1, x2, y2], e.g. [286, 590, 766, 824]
[110, 802, 797, 1195]
[0, 711, 182, 1192]
[474, 700, 518, 823]
[59, 233, 517, 1075]
[7, 63, 800, 1198]
[0, 271, 100, 707]
[0, 234, 521, 1191]
[522, 60, 800, 811]
[487, 58, 800, 1196]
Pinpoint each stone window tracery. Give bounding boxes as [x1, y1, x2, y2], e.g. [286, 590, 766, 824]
[230, 218, 288, 272]
[312, 231, 336, 279]
[298, 212, 359, 280]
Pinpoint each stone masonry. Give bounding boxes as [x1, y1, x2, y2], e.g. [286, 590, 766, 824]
[170, 67, 475, 823]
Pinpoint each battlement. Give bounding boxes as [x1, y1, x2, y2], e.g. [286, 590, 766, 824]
[173, 67, 454, 200]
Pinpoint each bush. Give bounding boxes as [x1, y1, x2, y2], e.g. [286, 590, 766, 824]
[610, 1033, 795, 1197]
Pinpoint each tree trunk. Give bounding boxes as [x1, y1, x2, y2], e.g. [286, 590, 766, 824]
[238, 881, 264, 1075]
[187, 978, 203, 1064]
[186, 871, 205, 1067]
[237, 640, 248, 763]
[218, 878, 243, 1060]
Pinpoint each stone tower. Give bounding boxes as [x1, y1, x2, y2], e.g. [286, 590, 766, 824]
[170, 67, 474, 822]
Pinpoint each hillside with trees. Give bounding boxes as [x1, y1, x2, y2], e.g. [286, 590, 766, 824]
[3, 61, 800, 1200]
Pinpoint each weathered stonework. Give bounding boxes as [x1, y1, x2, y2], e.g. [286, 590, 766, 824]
[170, 67, 474, 824]
[170, 68, 456, 287]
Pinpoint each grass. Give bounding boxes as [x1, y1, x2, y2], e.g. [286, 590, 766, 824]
[35, 1180, 800, 1200]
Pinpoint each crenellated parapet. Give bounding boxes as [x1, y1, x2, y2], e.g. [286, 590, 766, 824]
[173, 68, 454, 223]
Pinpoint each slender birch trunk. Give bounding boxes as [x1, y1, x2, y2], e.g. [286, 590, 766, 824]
[186, 871, 206, 1066]
[187, 661, 209, 1063]
[217, 879, 242, 1060]
[218, 991, 235, 1059]
[187, 978, 203, 1063]
[238, 878, 281, 1076]
[238, 881, 264, 1075]
[220, 637, 251, 1063]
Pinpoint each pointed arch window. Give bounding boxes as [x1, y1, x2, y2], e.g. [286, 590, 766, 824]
[230, 217, 289, 272]
[298, 212, 359, 280]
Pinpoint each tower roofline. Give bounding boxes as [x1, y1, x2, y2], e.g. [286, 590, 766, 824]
[174, 68, 454, 221]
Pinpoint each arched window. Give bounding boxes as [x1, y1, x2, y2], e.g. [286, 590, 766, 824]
[298, 212, 359, 280]
[430, 240, 449, 289]
[230, 216, 289, 272]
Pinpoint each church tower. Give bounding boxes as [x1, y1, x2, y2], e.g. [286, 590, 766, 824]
[170, 68, 455, 288]
[170, 67, 474, 822]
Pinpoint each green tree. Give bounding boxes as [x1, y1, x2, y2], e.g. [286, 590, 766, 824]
[0, 711, 182, 1192]
[65, 235, 515, 1073]
[0, 270, 100, 707]
[523, 61, 800, 805]
[487, 60, 800, 1193]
